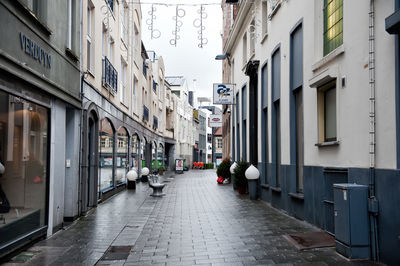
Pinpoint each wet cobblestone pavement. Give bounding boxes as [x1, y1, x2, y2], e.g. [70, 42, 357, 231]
[4, 170, 380, 266]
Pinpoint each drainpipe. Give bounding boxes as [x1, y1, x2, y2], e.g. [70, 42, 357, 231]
[78, 0, 84, 215]
[368, 0, 379, 261]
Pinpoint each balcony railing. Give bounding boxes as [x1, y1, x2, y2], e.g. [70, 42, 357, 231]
[143, 105, 149, 122]
[153, 116, 158, 129]
[102, 56, 118, 93]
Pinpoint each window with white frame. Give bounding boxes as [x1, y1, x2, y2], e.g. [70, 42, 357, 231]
[87, 0, 94, 72]
[109, 36, 114, 62]
[317, 80, 337, 142]
[217, 138, 222, 149]
[132, 76, 138, 114]
[261, 0, 268, 37]
[120, 60, 127, 103]
[250, 20, 255, 56]
[242, 32, 247, 66]
[120, 0, 129, 44]
[134, 25, 139, 62]
[102, 24, 107, 58]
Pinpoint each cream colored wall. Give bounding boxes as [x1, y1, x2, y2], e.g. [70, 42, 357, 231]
[227, 0, 396, 169]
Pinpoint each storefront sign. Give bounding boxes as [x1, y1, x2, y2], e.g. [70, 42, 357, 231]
[209, 114, 222, 127]
[19, 32, 51, 69]
[213, 83, 234, 104]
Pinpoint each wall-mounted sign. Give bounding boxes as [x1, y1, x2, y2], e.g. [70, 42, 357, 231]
[209, 114, 222, 127]
[213, 83, 234, 104]
[19, 32, 51, 69]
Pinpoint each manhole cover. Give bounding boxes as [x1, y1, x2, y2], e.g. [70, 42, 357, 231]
[283, 231, 335, 250]
[100, 246, 133, 261]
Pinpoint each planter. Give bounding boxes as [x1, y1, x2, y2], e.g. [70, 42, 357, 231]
[248, 179, 258, 200]
[238, 187, 247, 195]
[127, 180, 136, 189]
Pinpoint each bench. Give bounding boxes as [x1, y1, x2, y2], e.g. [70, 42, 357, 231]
[148, 174, 165, 197]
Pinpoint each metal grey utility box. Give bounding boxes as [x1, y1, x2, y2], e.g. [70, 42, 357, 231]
[333, 183, 370, 259]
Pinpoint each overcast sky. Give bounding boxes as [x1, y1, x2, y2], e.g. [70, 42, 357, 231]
[140, 0, 222, 100]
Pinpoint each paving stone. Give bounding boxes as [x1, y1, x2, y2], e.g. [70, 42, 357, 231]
[6, 170, 380, 266]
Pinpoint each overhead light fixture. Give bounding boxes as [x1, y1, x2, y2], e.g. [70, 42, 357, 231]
[225, 0, 239, 3]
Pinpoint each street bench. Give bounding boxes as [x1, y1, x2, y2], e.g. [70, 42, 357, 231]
[148, 174, 165, 197]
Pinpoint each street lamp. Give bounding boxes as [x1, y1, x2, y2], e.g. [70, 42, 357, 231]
[127, 169, 138, 189]
[215, 53, 230, 60]
[245, 164, 260, 200]
[141, 167, 150, 182]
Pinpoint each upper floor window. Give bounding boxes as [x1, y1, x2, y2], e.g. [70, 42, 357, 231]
[87, 0, 94, 72]
[318, 80, 337, 142]
[120, 0, 129, 43]
[20, 0, 47, 23]
[242, 32, 247, 66]
[323, 0, 343, 56]
[261, 1, 268, 37]
[107, 0, 114, 13]
[250, 20, 255, 56]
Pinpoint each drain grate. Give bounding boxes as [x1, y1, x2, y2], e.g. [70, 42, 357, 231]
[100, 245, 133, 261]
[10, 251, 40, 263]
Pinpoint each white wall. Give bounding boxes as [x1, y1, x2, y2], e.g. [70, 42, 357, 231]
[228, 0, 396, 169]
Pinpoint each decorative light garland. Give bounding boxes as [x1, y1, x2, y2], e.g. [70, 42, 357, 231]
[193, 5, 208, 48]
[170, 5, 185, 46]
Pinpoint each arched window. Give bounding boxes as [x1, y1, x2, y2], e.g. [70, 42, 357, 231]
[99, 118, 114, 191]
[116, 127, 128, 185]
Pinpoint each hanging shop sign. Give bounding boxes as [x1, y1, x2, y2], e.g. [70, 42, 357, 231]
[209, 114, 222, 127]
[213, 83, 234, 104]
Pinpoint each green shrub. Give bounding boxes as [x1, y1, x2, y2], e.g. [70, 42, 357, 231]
[233, 159, 249, 189]
[216, 158, 231, 179]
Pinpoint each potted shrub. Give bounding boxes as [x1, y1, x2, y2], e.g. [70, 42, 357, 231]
[216, 158, 231, 183]
[233, 159, 249, 194]
[158, 165, 166, 175]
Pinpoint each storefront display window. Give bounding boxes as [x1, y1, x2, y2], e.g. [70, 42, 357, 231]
[152, 142, 157, 168]
[141, 138, 146, 168]
[131, 134, 139, 172]
[157, 144, 164, 167]
[99, 118, 114, 191]
[116, 127, 128, 185]
[0, 90, 48, 247]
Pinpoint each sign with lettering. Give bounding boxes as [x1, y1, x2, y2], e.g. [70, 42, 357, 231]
[209, 114, 222, 127]
[213, 83, 234, 104]
[19, 32, 51, 69]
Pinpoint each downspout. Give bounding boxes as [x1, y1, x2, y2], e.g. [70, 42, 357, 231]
[78, 0, 84, 215]
[368, 0, 379, 261]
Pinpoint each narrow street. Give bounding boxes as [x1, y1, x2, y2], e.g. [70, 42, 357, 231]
[3, 170, 378, 266]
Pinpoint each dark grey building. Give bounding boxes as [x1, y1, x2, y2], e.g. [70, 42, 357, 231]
[0, 0, 81, 257]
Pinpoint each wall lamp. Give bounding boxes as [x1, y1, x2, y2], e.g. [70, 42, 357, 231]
[215, 53, 230, 60]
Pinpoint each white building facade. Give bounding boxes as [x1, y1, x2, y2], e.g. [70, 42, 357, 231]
[222, 0, 400, 264]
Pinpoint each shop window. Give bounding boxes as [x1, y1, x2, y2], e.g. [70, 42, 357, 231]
[131, 134, 139, 170]
[141, 138, 146, 168]
[152, 142, 157, 169]
[0, 91, 48, 247]
[116, 127, 128, 185]
[318, 81, 337, 142]
[157, 144, 164, 168]
[323, 0, 343, 56]
[98, 118, 114, 191]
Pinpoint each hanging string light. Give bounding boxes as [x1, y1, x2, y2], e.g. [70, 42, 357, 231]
[193, 5, 208, 48]
[146, 4, 161, 39]
[170, 5, 185, 47]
